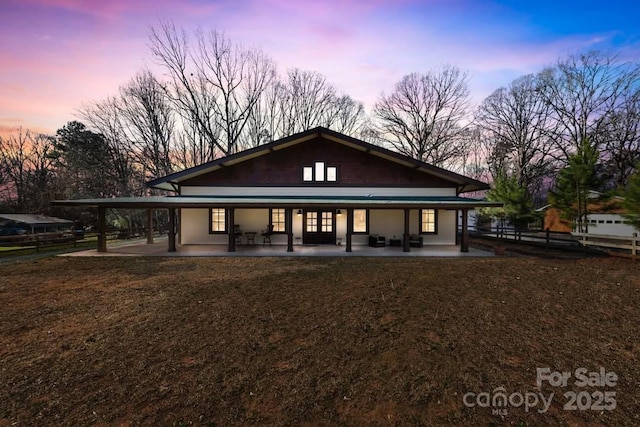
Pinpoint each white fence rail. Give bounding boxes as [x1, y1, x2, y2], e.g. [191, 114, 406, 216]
[464, 225, 640, 258]
[571, 232, 639, 257]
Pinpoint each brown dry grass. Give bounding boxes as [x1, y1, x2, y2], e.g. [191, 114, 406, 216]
[0, 256, 639, 426]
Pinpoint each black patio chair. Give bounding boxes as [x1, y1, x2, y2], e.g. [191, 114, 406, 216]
[261, 224, 274, 246]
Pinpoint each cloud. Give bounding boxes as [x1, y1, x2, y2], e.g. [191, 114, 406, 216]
[3, 0, 640, 135]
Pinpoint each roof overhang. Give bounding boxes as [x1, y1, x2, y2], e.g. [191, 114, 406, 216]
[0, 214, 74, 226]
[52, 196, 502, 210]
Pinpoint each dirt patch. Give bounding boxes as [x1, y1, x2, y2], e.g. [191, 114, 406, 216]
[1, 256, 639, 425]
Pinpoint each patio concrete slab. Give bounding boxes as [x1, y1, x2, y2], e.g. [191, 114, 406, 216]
[61, 237, 494, 257]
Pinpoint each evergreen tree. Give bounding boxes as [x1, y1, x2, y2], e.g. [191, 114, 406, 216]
[53, 121, 116, 199]
[486, 174, 538, 229]
[622, 165, 640, 230]
[549, 141, 601, 232]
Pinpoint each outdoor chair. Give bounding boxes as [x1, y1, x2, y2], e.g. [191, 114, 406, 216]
[234, 224, 243, 245]
[262, 224, 274, 246]
[407, 234, 424, 248]
[368, 234, 386, 247]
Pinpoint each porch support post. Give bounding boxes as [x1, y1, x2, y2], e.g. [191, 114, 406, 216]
[146, 208, 154, 244]
[168, 208, 176, 252]
[97, 207, 107, 252]
[227, 207, 236, 252]
[346, 208, 353, 252]
[461, 208, 469, 253]
[403, 208, 410, 253]
[455, 209, 460, 245]
[286, 207, 293, 252]
[177, 208, 182, 245]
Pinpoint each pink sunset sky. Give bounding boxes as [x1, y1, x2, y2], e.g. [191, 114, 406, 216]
[2, 0, 640, 137]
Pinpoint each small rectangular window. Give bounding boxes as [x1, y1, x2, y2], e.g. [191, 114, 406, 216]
[353, 209, 368, 233]
[321, 211, 333, 232]
[210, 208, 226, 233]
[315, 162, 325, 181]
[271, 208, 286, 233]
[306, 211, 318, 232]
[303, 166, 313, 181]
[327, 166, 337, 182]
[420, 209, 437, 234]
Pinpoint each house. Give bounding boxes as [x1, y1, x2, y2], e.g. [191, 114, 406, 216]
[0, 213, 73, 235]
[52, 127, 501, 253]
[542, 192, 638, 237]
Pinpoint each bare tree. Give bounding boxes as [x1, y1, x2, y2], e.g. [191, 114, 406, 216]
[372, 65, 471, 167]
[243, 69, 366, 148]
[276, 69, 334, 135]
[476, 74, 557, 202]
[79, 98, 142, 196]
[322, 93, 366, 136]
[597, 87, 640, 189]
[456, 126, 491, 181]
[0, 128, 56, 212]
[536, 51, 640, 161]
[149, 22, 276, 156]
[119, 70, 175, 180]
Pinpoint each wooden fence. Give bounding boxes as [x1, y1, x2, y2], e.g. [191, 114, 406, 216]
[465, 225, 640, 258]
[572, 232, 639, 258]
[0, 230, 152, 255]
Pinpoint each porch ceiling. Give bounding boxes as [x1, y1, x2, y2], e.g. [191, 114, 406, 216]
[52, 195, 502, 210]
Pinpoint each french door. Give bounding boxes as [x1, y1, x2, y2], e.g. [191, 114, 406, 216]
[303, 210, 336, 244]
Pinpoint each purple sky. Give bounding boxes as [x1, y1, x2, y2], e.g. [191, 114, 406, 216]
[2, 0, 640, 137]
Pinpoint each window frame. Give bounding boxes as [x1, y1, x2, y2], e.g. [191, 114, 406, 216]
[301, 161, 338, 183]
[209, 208, 227, 234]
[419, 208, 438, 235]
[352, 209, 369, 234]
[326, 166, 338, 182]
[302, 166, 313, 182]
[270, 208, 287, 234]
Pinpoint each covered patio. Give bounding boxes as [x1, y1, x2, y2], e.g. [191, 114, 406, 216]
[52, 195, 501, 255]
[60, 237, 494, 257]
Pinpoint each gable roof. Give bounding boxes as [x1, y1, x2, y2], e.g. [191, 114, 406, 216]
[147, 127, 489, 193]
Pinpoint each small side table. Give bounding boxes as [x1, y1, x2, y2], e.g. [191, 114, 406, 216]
[389, 238, 402, 247]
[245, 232, 256, 245]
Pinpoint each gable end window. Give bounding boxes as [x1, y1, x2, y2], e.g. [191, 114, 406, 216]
[419, 209, 437, 234]
[270, 208, 286, 233]
[302, 161, 338, 182]
[209, 208, 227, 234]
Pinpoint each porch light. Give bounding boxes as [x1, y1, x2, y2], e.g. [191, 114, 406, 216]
[297, 209, 302, 216]
[337, 209, 342, 216]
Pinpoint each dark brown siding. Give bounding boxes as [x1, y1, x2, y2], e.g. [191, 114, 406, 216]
[181, 136, 455, 188]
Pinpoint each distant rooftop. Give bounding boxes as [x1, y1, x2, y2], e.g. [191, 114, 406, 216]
[0, 213, 74, 226]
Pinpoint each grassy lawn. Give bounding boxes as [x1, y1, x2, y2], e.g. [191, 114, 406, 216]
[0, 256, 639, 426]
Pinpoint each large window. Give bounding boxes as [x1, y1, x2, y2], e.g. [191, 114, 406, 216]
[210, 208, 226, 233]
[353, 209, 368, 233]
[420, 209, 437, 234]
[302, 161, 338, 182]
[270, 208, 286, 233]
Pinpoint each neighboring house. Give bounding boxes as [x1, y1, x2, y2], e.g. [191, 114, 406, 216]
[585, 212, 637, 237]
[542, 192, 638, 237]
[53, 127, 501, 253]
[0, 213, 73, 235]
